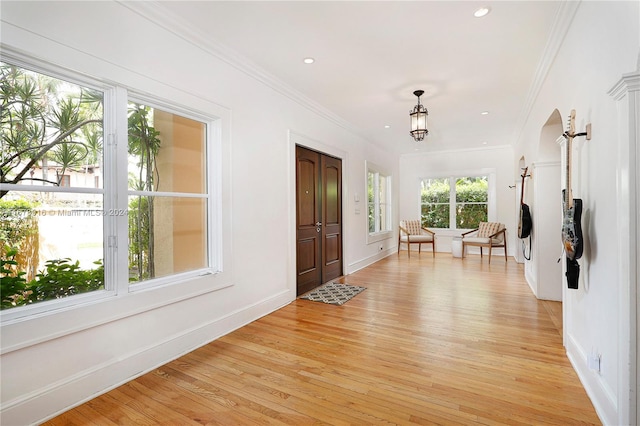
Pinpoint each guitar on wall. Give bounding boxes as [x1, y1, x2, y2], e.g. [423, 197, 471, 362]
[518, 166, 532, 260]
[561, 109, 585, 289]
[517, 166, 532, 239]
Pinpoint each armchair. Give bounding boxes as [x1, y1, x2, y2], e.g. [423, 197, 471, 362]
[461, 222, 507, 264]
[398, 220, 436, 258]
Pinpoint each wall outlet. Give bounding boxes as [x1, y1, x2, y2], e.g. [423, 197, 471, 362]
[588, 353, 601, 372]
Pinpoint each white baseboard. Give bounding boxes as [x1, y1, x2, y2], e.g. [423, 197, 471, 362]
[565, 332, 616, 425]
[524, 265, 537, 297]
[346, 248, 395, 274]
[1, 290, 292, 426]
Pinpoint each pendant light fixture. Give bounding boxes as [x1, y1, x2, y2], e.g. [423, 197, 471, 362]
[409, 90, 429, 141]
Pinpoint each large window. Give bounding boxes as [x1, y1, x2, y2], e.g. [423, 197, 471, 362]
[367, 167, 391, 234]
[127, 102, 208, 285]
[420, 176, 488, 229]
[0, 58, 215, 316]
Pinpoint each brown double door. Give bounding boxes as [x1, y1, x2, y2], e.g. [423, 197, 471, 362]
[295, 146, 343, 296]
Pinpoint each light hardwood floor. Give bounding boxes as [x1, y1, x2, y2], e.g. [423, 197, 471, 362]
[44, 253, 601, 425]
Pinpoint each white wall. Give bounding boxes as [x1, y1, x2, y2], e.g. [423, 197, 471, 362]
[0, 2, 398, 424]
[513, 1, 639, 424]
[399, 146, 515, 256]
[529, 160, 563, 301]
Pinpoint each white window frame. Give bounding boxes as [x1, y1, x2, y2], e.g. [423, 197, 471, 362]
[366, 161, 392, 244]
[419, 169, 496, 232]
[0, 53, 220, 323]
[125, 94, 216, 292]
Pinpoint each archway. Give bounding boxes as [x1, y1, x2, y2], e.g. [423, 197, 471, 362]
[527, 109, 563, 301]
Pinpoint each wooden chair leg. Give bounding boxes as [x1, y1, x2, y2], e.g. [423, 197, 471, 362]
[432, 241, 435, 258]
[488, 245, 492, 264]
[504, 239, 508, 262]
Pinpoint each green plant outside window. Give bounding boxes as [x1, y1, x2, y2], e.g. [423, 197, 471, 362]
[421, 176, 488, 229]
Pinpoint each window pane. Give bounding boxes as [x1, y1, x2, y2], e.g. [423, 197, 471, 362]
[455, 176, 488, 202]
[421, 204, 450, 228]
[367, 203, 375, 233]
[367, 171, 375, 232]
[1, 192, 104, 310]
[456, 203, 488, 229]
[128, 196, 207, 283]
[1, 63, 104, 189]
[377, 204, 385, 231]
[455, 176, 488, 228]
[420, 178, 450, 228]
[367, 170, 391, 234]
[1, 62, 105, 310]
[128, 103, 206, 193]
[379, 175, 390, 232]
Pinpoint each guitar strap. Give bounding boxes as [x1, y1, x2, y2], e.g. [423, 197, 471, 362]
[521, 237, 531, 261]
[566, 258, 580, 289]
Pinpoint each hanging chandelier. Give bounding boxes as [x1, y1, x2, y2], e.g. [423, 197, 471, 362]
[409, 90, 429, 141]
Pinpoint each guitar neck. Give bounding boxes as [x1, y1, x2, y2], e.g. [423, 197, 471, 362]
[520, 167, 527, 206]
[565, 137, 575, 209]
[565, 110, 575, 209]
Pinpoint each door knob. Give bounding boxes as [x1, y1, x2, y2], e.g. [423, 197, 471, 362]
[315, 222, 322, 226]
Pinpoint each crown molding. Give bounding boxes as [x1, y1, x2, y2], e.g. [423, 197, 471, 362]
[512, 0, 581, 145]
[608, 71, 640, 100]
[400, 143, 513, 158]
[117, 1, 366, 141]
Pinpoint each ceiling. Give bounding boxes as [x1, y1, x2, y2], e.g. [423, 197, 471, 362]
[154, 1, 562, 155]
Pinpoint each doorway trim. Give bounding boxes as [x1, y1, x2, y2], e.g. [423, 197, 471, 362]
[609, 70, 639, 426]
[288, 130, 348, 300]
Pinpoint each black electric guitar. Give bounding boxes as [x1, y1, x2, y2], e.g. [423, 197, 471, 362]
[561, 110, 583, 261]
[517, 166, 532, 239]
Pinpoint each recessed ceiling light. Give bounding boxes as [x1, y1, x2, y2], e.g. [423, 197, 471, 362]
[384, 125, 390, 129]
[303, 57, 315, 64]
[481, 111, 490, 115]
[482, 141, 488, 145]
[474, 6, 491, 18]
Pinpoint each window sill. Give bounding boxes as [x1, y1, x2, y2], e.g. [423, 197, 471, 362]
[367, 230, 393, 244]
[0, 270, 231, 355]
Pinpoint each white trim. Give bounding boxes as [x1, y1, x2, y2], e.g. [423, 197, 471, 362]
[113, 86, 130, 295]
[566, 332, 616, 424]
[401, 143, 512, 157]
[0, 184, 104, 195]
[120, 1, 364, 141]
[347, 249, 395, 274]
[418, 170, 496, 229]
[366, 161, 393, 242]
[0, 52, 225, 325]
[512, 1, 581, 145]
[0, 47, 115, 94]
[0, 273, 233, 355]
[608, 70, 640, 426]
[127, 190, 208, 198]
[1, 289, 291, 426]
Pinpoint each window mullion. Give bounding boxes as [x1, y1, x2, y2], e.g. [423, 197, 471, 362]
[110, 86, 130, 294]
[374, 173, 381, 232]
[449, 177, 456, 229]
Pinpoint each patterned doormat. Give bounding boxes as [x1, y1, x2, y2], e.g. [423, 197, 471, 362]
[300, 283, 366, 305]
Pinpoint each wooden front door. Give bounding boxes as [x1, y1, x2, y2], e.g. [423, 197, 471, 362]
[295, 145, 343, 296]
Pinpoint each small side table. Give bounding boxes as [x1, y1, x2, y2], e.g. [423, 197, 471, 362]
[452, 236, 463, 258]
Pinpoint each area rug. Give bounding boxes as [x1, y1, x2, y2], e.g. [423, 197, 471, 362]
[300, 282, 366, 305]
